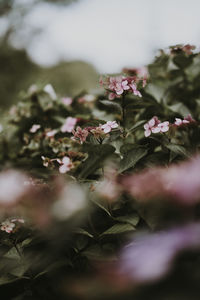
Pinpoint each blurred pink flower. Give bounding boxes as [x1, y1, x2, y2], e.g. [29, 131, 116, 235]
[122, 156, 200, 205]
[30, 124, 41, 133]
[0, 170, 29, 206]
[119, 223, 200, 283]
[62, 97, 73, 106]
[46, 129, 57, 138]
[59, 156, 73, 174]
[61, 117, 77, 133]
[101, 121, 118, 134]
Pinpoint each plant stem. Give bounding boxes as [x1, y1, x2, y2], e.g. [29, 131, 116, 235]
[121, 95, 126, 137]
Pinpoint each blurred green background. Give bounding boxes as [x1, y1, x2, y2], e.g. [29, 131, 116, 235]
[0, 0, 99, 109]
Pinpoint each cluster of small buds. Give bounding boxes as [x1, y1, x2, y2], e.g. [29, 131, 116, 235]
[72, 121, 119, 143]
[72, 126, 89, 144]
[41, 156, 61, 168]
[1, 218, 25, 234]
[29, 124, 41, 133]
[100, 75, 142, 100]
[144, 116, 169, 137]
[170, 44, 196, 55]
[61, 117, 77, 133]
[122, 66, 148, 88]
[41, 156, 73, 174]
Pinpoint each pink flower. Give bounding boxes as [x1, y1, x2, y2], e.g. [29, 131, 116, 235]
[157, 121, 169, 133]
[59, 156, 73, 174]
[144, 116, 160, 137]
[174, 114, 195, 127]
[61, 117, 77, 133]
[62, 97, 72, 106]
[1, 218, 25, 233]
[130, 81, 142, 97]
[102, 75, 142, 99]
[30, 124, 41, 133]
[101, 121, 118, 134]
[109, 76, 130, 95]
[72, 126, 89, 143]
[46, 129, 57, 138]
[0, 220, 15, 233]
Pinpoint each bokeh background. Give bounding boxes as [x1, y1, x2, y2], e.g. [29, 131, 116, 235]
[1, 0, 200, 109]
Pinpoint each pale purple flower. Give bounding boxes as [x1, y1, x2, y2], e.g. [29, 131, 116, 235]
[157, 121, 169, 133]
[119, 223, 200, 283]
[72, 126, 89, 144]
[102, 75, 142, 99]
[62, 97, 73, 106]
[101, 121, 118, 134]
[174, 114, 195, 127]
[46, 129, 57, 138]
[130, 81, 142, 97]
[61, 117, 77, 133]
[59, 156, 73, 174]
[144, 116, 160, 137]
[30, 124, 41, 133]
[174, 118, 189, 126]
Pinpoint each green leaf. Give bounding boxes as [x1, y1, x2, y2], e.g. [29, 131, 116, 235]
[91, 198, 112, 217]
[173, 53, 193, 69]
[119, 147, 148, 173]
[78, 144, 115, 178]
[114, 213, 140, 227]
[99, 100, 122, 113]
[166, 144, 189, 158]
[128, 120, 146, 133]
[100, 223, 135, 236]
[74, 228, 94, 238]
[145, 84, 165, 103]
[168, 103, 190, 117]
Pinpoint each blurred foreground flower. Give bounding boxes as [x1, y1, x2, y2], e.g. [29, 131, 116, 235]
[122, 156, 200, 205]
[0, 170, 29, 206]
[119, 223, 200, 283]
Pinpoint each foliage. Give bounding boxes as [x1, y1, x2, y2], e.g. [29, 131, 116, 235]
[0, 44, 200, 299]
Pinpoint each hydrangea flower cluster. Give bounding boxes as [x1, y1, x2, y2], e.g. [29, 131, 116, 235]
[100, 75, 142, 100]
[144, 114, 195, 137]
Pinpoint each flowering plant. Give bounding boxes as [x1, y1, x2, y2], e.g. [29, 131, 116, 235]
[0, 45, 200, 299]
